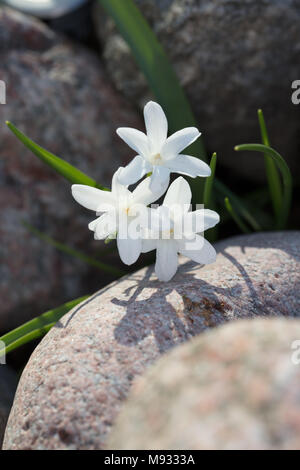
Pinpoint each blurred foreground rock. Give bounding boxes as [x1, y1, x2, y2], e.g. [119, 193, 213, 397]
[0, 7, 141, 331]
[0, 366, 18, 448]
[3, 231, 300, 449]
[109, 318, 300, 450]
[96, 0, 300, 180]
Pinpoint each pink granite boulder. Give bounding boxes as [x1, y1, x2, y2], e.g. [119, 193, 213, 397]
[3, 231, 300, 449]
[108, 318, 300, 450]
[0, 6, 141, 331]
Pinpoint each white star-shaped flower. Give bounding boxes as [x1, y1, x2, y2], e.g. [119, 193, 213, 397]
[71, 168, 168, 266]
[117, 101, 211, 190]
[142, 177, 220, 282]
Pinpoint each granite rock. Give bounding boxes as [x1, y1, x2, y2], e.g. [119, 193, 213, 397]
[108, 318, 300, 450]
[0, 7, 141, 331]
[3, 231, 300, 449]
[96, 0, 300, 180]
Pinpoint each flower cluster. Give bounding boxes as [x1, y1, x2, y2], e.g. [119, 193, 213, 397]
[72, 101, 220, 281]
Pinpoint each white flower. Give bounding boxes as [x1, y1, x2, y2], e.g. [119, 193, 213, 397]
[71, 168, 168, 266]
[116, 101, 211, 191]
[142, 177, 220, 282]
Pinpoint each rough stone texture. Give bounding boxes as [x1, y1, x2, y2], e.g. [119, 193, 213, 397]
[3, 231, 300, 450]
[108, 318, 300, 450]
[0, 366, 18, 448]
[96, 0, 300, 180]
[0, 7, 141, 331]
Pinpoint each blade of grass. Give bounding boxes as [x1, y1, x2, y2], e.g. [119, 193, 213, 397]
[224, 197, 251, 233]
[257, 109, 282, 222]
[23, 221, 125, 277]
[235, 144, 292, 229]
[203, 153, 218, 242]
[0, 296, 88, 356]
[203, 153, 217, 209]
[6, 121, 108, 190]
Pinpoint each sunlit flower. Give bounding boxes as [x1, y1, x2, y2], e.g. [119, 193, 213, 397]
[116, 101, 211, 190]
[142, 177, 220, 281]
[71, 168, 168, 265]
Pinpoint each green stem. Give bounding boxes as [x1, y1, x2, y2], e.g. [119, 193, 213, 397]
[224, 197, 251, 233]
[235, 144, 292, 229]
[257, 109, 282, 222]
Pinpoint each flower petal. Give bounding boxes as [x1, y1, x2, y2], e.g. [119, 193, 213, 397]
[91, 212, 117, 239]
[118, 156, 152, 186]
[178, 235, 216, 264]
[163, 176, 191, 209]
[144, 101, 168, 153]
[183, 209, 220, 234]
[116, 127, 149, 158]
[71, 185, 114, 211]
[166, 154, 211, 178]
[141, 236, 158, 253]
[149, 166, 170, 193]
[117, 232, 142, 265]
[162, 127, 201, 159]
[133, 174, 168, 206]
[155, 240, 178, 282]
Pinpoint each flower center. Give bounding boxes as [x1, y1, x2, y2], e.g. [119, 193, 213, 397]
[151, 153, 163, 165]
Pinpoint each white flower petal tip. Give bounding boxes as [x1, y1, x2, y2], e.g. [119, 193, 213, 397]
[71, 184, 114, 211]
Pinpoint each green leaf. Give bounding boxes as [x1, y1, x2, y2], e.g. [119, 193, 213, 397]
[224, 197, 251, 234]
[6, 121, 108, 190]
[257, 109, 282, 222]
[0, 296, 89, 356]
[203, 152, 217, 209]
[97, 0, 206, 202]
[23, 222, 125, 277]
[235, 144, 292, 229]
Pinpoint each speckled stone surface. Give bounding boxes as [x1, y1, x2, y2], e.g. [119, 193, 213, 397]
[0, 6, 141, 331]
[0, 366, 18, 447]
[3, 231, 300, 449]
[108, 318, 300, 450]
[96, 0, 300, 181]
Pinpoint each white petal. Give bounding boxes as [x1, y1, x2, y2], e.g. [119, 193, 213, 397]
[178, 235, 216, 264]
[141, 237, 157, 253]
[116, 127, 149, 158]
[133, 174, 168, 206]
[166, 154, 211, 178]
[118, 156, 152, 186]
[111, 167, 132, 201]
[95, 212, 117, 239]
[162, 127, 201, 159]
[163, 176, 191, 209]
[155, 240, 178, 282]
[71, 185, 114, 211]
[144, 101, 168, 153]
[117, 232, 142, 265]
[183, 209, 220, 234]
[149, 166, 170, 193]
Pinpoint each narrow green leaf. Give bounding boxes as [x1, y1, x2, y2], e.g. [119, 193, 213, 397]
[0, 296, 89, 356]
[257, 109, 282, 222]
[23, 222, 125, 277]
[235, 144, 292, 229]
[216, 180, 262, 231]
[203, 153, 217, 209]
[224, 197, 251, 234]
[6, 121, 108, 190]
